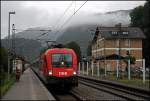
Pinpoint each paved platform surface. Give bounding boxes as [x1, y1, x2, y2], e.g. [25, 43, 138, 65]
[2, 68, 55, 100]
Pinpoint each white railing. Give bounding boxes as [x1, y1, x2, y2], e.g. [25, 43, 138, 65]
[78, 58, 147, 83]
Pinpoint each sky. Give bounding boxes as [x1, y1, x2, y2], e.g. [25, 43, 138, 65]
[1, 1, 146, 39]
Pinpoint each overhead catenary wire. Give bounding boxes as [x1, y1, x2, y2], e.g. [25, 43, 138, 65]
[12, 28, 52, 45]
[52, 1, 74, 31]
[11, 1, 74, 58]
[13, 1, 88, 58]
[53, 0, 88, 39]
[15, 30, 50, 48]
[14, 1, 74, 46]
[74, 0, 76, 15]
[14, 28, 51, 32]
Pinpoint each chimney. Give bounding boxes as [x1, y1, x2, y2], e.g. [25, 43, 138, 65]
[115, 23, 122, 32]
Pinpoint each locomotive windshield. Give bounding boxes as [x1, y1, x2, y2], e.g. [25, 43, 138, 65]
[52, 54, 72, 67]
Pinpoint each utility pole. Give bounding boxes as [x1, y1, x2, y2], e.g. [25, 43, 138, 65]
[8, 11, 15, 80]
[12, 24, 16, 73]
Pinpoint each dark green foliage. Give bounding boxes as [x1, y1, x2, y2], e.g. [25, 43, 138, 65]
[143, 2, 149, 29]
[142, 2, 150, 67]
[65, 41, 82, 61]
[56, 24, 97, 57]
[124, 55, 136, 76]
[129, 1, 150, 67]
[40, 47, 47, 55]
[130, 6, 144, 29]
[124, 55, 136, 65]
[2, 38, 42, 62]
[0, 47, 8, 72]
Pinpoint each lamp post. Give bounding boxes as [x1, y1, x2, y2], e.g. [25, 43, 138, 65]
[8, 11, 15, 80]
[12, 24, 15, 55]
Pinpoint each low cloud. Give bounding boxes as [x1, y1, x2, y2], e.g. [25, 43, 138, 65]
[1, 1, 146, 38]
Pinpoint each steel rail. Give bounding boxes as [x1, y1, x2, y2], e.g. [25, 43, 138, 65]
[78, 76, 149, 100]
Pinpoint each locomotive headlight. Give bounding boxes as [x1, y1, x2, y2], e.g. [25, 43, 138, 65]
[73, 71, 76, 75]
[48, 70, 52, 75]
[61, 61, 64, 65]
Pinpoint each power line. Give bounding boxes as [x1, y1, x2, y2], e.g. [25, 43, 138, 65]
[14, 28, 51, 32]
[54, 1, 88, 38]
[74, 0, 76, 15]
[52, 1, 74, 30]
[74, 1, 88, 15]
[15, 30, 50, 48]
[14, 1, 87, 57]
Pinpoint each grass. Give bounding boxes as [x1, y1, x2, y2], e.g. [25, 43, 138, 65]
[117, 79, 150, 89]
[0, 73, 15, 99]
[82, 72, 150, 90]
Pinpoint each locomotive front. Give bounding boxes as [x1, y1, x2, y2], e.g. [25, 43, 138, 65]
[44, 48, 78, 88]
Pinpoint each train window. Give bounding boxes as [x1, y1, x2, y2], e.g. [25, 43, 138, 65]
[52, 54, 72, 67]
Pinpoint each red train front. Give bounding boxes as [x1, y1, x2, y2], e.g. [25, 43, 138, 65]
[39, 48, 78, 88]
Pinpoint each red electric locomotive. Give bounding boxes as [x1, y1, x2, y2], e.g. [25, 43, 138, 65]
[37, 48, 78, 89]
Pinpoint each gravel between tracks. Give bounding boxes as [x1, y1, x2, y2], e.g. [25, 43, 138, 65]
[71, 83, 126, 100]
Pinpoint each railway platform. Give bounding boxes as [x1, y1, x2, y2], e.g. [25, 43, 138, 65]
[2, 68, 55, 100]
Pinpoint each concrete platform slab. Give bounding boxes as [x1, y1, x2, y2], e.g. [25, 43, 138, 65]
[2, 68, 55, 100]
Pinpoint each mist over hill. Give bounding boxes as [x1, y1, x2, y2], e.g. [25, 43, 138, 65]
[14, 9, 131, 41]
[2, 9, 131, 61]
[2, 38, 42, 61]
[57, 10, 131, 56]
[67, 10, 131, 28]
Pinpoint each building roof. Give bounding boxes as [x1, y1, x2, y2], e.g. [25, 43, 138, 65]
[100, 27, 145, 39]
[92, 26, 145, 43]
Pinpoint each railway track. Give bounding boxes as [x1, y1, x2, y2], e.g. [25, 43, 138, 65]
[31, 67, 84, 101]
[78, 76, 150, 100]
[32, 67, 149, 100]
[49, 89, 84, 101]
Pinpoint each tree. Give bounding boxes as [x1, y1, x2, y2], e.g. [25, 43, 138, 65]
[142, 2, 150, 67]
[130, 1, 150, 67]
[143, 2, 149, 30]
[0, 47, 8, 72]
[124, 55, 136, 65]
[65, 41, 82, 61]
[130, 6, 144, 29]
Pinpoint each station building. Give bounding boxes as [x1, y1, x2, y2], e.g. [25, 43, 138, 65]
[91, 24, 145, 72]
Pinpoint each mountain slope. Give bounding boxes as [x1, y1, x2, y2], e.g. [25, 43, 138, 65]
[2, 9, 132, 60]
[2, 38, 42, 61]
[57, 10, 131, 56]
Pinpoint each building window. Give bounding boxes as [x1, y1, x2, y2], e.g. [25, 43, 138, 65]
[122, 31, 129, 35]
[111, 31, 118, 35]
